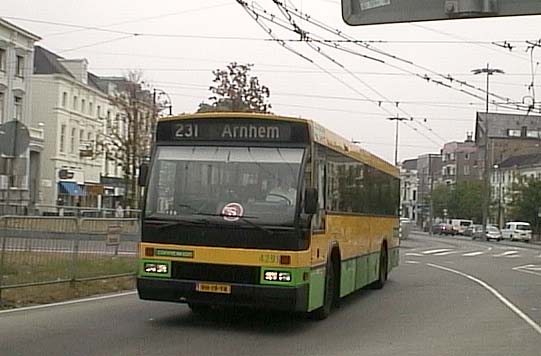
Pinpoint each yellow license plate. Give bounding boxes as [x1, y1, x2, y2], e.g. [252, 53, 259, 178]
[196, 282, 231, 294]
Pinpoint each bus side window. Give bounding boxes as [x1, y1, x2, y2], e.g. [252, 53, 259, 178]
[313, 161, 326, 231]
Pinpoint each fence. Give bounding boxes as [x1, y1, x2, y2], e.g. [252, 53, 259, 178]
[0, 216, 139, 308]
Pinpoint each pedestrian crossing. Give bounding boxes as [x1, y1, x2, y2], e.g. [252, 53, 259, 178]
[405, 247, 536, 259]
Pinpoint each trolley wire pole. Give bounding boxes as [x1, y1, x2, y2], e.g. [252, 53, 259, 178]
[472, 64, 504, 240]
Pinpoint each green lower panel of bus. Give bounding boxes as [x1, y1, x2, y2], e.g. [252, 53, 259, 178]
[138, 248, 398, 312]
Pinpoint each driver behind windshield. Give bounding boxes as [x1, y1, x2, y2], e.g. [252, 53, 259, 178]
[266, 176, 297, 205]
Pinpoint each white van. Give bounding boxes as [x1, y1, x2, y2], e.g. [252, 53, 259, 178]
[501, 222, 532, 242]
[451, 219, 473, 235]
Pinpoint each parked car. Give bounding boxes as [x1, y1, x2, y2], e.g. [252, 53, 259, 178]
[451, 219, 473, 235]
[485, 225, 502, 241]
[464, 224, 482, 237]
[501, 222, 532, 242]
[439, 223, 457, 236]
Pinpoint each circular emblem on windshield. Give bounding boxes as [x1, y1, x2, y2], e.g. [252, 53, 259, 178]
[221, 202, 244, 222]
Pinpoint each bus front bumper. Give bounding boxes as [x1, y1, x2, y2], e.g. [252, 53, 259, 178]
[137, 277, 309, 312]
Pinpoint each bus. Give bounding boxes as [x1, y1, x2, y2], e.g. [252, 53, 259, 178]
[137, 112, 400, 319]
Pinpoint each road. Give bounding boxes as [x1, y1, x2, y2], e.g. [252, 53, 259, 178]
[1, 231, 541, 356]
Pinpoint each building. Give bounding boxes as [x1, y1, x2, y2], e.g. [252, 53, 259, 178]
[441, 133, 481, 185]
[416, 153, 442, 229]
[31, 46, 122, 212]
[475, 112, 541, 170]
[492, 153, 541, 227]
[399, 158, 418, 222]
[0, 18, 42, 213]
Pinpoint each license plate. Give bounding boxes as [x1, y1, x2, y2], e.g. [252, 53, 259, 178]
[196, 282, 231, 294]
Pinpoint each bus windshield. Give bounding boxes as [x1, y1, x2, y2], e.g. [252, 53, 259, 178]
[145, 146, 305, 226]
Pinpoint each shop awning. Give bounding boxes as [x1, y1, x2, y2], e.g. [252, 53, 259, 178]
[58, 181, 86, 196]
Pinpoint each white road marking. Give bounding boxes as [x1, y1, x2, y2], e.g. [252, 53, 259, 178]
[462, 251, 484, 257]
[494, 250, 519, 257]
[422, 248, 453, 255]
[405, 252, 424, 257]
[0, 291, 137, 315]
[427, 263, 541, 336]
[513, 265, 541, 277]
[405, 260, 420, 264]
[432, 251, 456, 256]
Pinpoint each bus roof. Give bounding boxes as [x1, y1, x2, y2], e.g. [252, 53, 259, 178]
[159, 112, 398, 177]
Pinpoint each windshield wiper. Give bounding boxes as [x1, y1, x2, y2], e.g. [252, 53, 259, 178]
[145, 218, 208, 230]
[177, 203, 273, 235]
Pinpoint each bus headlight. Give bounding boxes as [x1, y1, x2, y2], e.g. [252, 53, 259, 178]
[144, 262, 168, 274]
[264, 270, 291, 282]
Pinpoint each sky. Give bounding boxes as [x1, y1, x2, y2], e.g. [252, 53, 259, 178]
[3, 0, 541, 164]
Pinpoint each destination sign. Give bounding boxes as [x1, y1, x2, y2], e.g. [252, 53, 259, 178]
[157, 118, 309, 143]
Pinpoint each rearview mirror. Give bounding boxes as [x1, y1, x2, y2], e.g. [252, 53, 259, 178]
[138, 163, 149, 187]
[304, 188, 318, 215]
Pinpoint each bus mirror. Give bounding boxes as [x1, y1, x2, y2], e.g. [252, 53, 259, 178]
[304, 188, 318, 214]
[138, 163, 149, 187]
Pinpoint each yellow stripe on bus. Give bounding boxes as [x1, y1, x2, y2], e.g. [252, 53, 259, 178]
[139, 242, 312, 267]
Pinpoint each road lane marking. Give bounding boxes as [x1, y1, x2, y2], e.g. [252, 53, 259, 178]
[493, 250, 519, 257]
[421, 248, 453, 255]
[405, 252, 424, 256]
[462, 251, 484, 257]
[405, 260, 420, 264]
[0, 291, 137, 315]
[432, 251, 456, 256]
[426, 263, 541, 336]
[513, 264, 541, 277]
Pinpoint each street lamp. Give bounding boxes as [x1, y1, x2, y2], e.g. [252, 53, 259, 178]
[472, 64, 504, 240]
[493, 164, 503, 228]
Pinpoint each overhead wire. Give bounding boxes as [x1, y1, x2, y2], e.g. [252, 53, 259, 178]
[273, 0, 541, 113]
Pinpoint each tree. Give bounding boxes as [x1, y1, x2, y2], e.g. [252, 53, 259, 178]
[430, 181, 484, 223]
[508, 176, 541, 233]
[198, 62, 271, 113]
[96, 71, 164, 209]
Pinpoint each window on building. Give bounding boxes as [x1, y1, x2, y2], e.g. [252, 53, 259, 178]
[96, 105, 101, 118]
[60, 124, 66, 153]
[87, 132, 92, 142]
[0, 92, 4, 123]
[15, 55, 24, 77]
[80, 129, 85, 145]
[464, 153, 470, 160]
[73, 96, 78, 111]
[412, 190, 416, 201]
[450, 153, 455, 160]
[70, 127, 77, 154]
[88, 102, 93, 116]
[0, 48, 6, 71]
[527, 130, 540, 138]
[62, 92, 68, 107]
[81, 99, 86, 114]
[507, 129, 521, 137]
[14, 96, 22, 121]
[464, 165, 470, 175]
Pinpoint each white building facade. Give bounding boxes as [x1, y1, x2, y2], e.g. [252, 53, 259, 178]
[31, 46, 123, 212]
[0, 18, 42, 213]
[491, 153, 541, 227]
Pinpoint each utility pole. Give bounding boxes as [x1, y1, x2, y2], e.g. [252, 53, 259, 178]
[387, 116, 408, 166]
[472, 64, 504, 240]
[428, 155, 434, 236]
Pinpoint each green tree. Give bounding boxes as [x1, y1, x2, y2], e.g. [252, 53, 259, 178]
[508, 177, 541, 233]
[430, 181, 484, 223]
[198, 62, 271, 113]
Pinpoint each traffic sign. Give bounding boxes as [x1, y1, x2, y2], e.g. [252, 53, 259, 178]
[342, 0, 541, 26]
[0, 120, 30, 156]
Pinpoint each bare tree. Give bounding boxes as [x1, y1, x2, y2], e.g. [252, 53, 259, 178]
[96, 71, 164, 208]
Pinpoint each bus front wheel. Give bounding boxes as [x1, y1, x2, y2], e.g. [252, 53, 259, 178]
[311, 259, 336, 320]
[372, 246, 388, 290]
